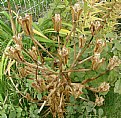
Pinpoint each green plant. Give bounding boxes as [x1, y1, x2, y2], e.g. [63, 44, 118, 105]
[1, 0, 121, 118]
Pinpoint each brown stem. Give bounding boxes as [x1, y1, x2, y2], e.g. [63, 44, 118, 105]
[65, 22, 76, 46]
[78, 56, 93, 65]
[85, 86, 99, 93]
[57, 33, 60, 50]
[70, 36, 93, 70]
[81, 70, 109, 85]
[30, 35, 54, 59]
[7, 0, 16, 35]
[63, 68, 91, 73]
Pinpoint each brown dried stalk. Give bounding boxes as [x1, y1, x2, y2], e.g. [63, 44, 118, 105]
[7, 0, 16, 35]
[81, 69, 110, 85]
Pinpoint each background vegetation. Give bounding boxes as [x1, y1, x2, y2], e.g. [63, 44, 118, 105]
[0, 0, 121, 118]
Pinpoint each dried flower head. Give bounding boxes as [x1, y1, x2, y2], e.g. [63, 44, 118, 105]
[92, 53, 105, 70]
[52, 14, 62, 32]
[98, 82, 110, 92]
[95, 96, 104, 106]
[18, 14, 33, 36]
[94, 39, 106, 54]
[71, 3, 82, 22]
[107, 56, 121, 70]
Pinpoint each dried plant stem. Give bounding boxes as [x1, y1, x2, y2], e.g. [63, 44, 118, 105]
[38, 87, 57, 113]
[78, 56, 93, 65]
[65, 22, 76, 46]
[57, 33, 60, 50]
[73, 29, 76, 60]
[7, 0, 16, 35]
[30, 35, 54, 59]
[9, 77, 25, 97]
[38, 101, 47, 113]
[81, 70, 109, 85]
[23, 61, 58, 75]
[70, 36, 93, 70]
[85, 86, 99, 93]
[63, 68, 91, 73]
[3, 91, 8, 107]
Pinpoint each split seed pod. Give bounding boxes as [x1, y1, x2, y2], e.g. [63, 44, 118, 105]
[98, 82, 110, 92]
[94, 39, 106, 54]
[13, 34, 23, 48]
[79, 35, 86, 48]
[18, 14, 33, 36]
[90, 20, 102, 36]
[107, 56, 121, 70]
[28, 46, 38, 61]
[58, 46, 69, 65]
[52, 14, 62, 32]
[71, 3, 82, 22]
[92, 53, 105, 70]
[95, 95, 104, 106]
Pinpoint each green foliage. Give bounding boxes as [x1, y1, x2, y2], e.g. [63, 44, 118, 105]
[0, 0, 121, 118]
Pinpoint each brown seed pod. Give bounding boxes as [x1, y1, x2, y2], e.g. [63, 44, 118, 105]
[52, 14, 62, 32]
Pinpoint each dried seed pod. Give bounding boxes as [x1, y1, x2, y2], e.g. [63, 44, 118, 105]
[62, 46, 69, 57]
[90, 20, 102, 36]
[71, 83, 83, 98]
[94, 39, 106, 54]
[37, 79, 46, 92]
[98, 82, 110, 92]
[18, 14, 33, 36]
[25, 66, 36, 75]
[92, 53, 105, 70]
[31, 82, 40, 91]
[19, 67, 28, 78]
[13, 34, 23, 48]
[29, 46, 38, 61]
[52, 14, 62, 32]
[71, 3, 82, 22]
[58, 46, 69, 64]
[107, 56, 121, 70]
[26, 93, 31, 100]
[79, 35, 86, 48]
[5, 45, 24, 62]
[95, 95, 104, 106]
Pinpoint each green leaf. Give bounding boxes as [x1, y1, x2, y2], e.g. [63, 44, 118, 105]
[0, 11, 10, 20]
[98, 108, 104, 117]
[34, 36, 56, 43]
[9, 110, 16, 118]
[0, 20, 12, 35]
[86, 106, 92, 112]
[33, 29, 48, 39]
[70, 95, 75, 103]
[0, 94, 3, 102]
[114, 40, 121, 51]
[114, 79, 121, 94]
[57, 5, 65, 8]
[37, 93, 42, 100]
[44, 28, 71, 35]
[67, 106, 74, 113]
[1, 114, 7, 118]
[16, 107, 22, 113]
